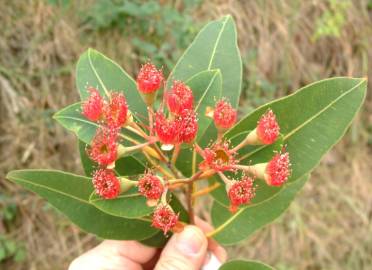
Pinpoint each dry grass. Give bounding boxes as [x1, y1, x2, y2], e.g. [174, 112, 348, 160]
[0, 1, 371, 269]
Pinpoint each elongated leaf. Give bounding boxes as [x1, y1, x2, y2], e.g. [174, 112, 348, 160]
[210, 77, 367, 207]
[90, 187, 152, 219]
[220, 260, 274, 270]
[76, 48, 148, 119]
[54, 102, 144, 145]
[167, 15, 242, 108]
[211, 174, 309, 245]
[6, 170, 157, 240]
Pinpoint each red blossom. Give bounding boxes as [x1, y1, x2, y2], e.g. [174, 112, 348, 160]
[178, 109, 198, 143]
[266, 151, 291, 186]
[228, 176, 256, 213]
[154, 112, 180, 145]
[166, 81, 194, 115]
[152, 204, 179, 234]
[136, 62, 164, 94]
[138, 173, 164, 200]
[256, 109, 280, 144]
[199, 141, 236, 172]
[92, 169, 121, 199]
[82, 87, 104, 122]
[104, 92, 128, 128]
[213, 99, 237, 130]
[89, 127, 118, 166]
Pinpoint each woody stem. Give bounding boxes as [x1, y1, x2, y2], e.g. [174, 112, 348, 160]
[192, 182, 220, 198]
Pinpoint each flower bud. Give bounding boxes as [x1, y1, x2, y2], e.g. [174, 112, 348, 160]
[136, 62, 163, 106]
[88, 127, 118, 166]
[81, 87, 104, 122]
[104, 92, 128, 129]
[92, 169, 121, 199]
[227, 176, 256, 213]
[138, 173, 164, 201]
[166, 80, 194, 115]
[152, 204, 179, 234]
[213, 99, 237, 131]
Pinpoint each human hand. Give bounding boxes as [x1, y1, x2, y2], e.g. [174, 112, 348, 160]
[69, 222, 227, 270]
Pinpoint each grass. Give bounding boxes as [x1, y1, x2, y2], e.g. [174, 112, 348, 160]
[0, 0, 371, 269]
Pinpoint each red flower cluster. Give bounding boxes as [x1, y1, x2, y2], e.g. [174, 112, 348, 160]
[80, 58, 291, 234]
[92, 169, 121, 199]
[198, 141, 236, 172]
[256, 109, 280, 144]
[136, 63, 164, 94]
[82, 88, 129, 129]
[82, 87, 104, 122]
[227, 176, 256, 213]
[152, 204, 179, 234]
[213, 99, 237, 130]
[266, 151, 291, 186]
[88, 127, 118, 166]
[138, 173, 164, 200]
[81, 88, 132, 199]
[166, 81, 194, 115]
[154, 81, 198, 146]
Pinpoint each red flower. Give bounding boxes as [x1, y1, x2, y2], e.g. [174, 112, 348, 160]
[82, 87, 104, 122]
[104, 92, 128, 129]
[266, 151, 291, 186]
[228, 176, 256, 213]
[256, 109, 280, 144]
[89, 127, 118, 166]
[136, 62, 164, 94]
[198, 141, 236, 172]
[213, 99, 237, 130]
[166, 81, 194, 115]
[152, 204, 179, 234]
[154, 112, 180, 145]
[92, 169, 121, 199]
[138, 173, 164, 200]
[178, 109, 198, 143]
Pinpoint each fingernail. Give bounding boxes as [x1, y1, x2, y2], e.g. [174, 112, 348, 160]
[175, 226, 205, 256]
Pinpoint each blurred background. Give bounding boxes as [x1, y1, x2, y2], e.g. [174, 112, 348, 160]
[0, 0, 371, 269]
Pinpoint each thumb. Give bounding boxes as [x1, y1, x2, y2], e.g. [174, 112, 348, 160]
[155, 225, 208, 270]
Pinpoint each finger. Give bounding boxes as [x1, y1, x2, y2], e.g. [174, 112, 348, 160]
[68, 244, 142, 270]
[155, 225, 208, 270]
[195, 217, 227, 263]
[98, 240, 158, 264]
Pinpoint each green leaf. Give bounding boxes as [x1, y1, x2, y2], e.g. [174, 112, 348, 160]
[6, 170, 157, 240]
[168, 15, 242, 108]
[210, 77, 366, 245]
[220, 260, 274, 270]
[210, 77, 366, 207]
[54, 102, 144, 145]
[89, 187, 152, 219]
[76, 48, 148, 119]
[211, 174, 309, 245]
[54, 103, 97, 144]
[229, 77, 366, 182]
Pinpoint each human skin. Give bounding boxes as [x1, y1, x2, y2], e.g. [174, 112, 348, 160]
[69, 219, 227, 270]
